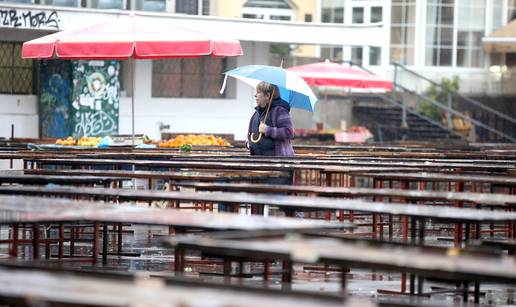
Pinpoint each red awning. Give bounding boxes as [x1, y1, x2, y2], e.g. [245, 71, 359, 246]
[287, 61, 392, 90]
[22, 15, 243, 60]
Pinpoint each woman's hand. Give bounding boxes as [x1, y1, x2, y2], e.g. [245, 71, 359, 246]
[259, 122, 267, 133]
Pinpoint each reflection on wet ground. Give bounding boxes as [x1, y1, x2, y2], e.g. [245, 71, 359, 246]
[1, 223, 515, 306]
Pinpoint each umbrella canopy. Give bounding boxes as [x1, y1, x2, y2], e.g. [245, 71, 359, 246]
[222, 65, 318, 112]
[287, 61, 392, 90]
[22, 15, 243, 59]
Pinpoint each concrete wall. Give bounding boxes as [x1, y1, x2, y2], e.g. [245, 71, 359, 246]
[0, 95, 39, 139]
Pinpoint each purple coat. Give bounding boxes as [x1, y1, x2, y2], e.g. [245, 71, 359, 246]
[247, 99, 295, 157]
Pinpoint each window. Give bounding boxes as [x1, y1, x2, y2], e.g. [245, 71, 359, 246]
[202, 0, 210, 15]
[152, 58, 227, 98]
[175, 0, 209, 15]
[0, 42, 34, 94]
[93, 0, 124, 9]
[321, 0, 344, 23]
[243, 0, 293, 21]
[333, 7, 344, 23]
[320, 47, 342, 62]
[369, 47, 381, 65]
[45, 0, 79, 6]
[456, 0, 485, 67]
[371, 6, 382, 23]
[270, 15, 291, 21]
[425, 0, 455, 66]
[141, 0, 165, 12]
[243, 0, 290, 9]
[176, 0, 197, 14]
[0, 0, 33, 3]
[352, 7, 364, 24]
[390, 0, 416, 65]
[304, 14, 312, 22]
[243, 14, 261, 19]
[351, 47, 363, 65]
[491, 0, 503, 31]
[508, 0, 516, 21]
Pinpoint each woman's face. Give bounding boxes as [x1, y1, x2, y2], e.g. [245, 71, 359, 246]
[254, 90, 270, 108]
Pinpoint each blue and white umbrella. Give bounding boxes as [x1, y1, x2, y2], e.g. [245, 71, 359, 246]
[220, 65, 318, 112]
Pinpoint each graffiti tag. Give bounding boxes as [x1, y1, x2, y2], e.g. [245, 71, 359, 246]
[0, 9, 59, 30]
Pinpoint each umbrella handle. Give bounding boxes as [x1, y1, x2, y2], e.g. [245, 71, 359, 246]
[250, 132, 262, 143]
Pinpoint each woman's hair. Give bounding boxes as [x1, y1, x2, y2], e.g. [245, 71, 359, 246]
[256, 82, 280, 99]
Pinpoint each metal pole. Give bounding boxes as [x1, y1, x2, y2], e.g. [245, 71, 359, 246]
[131, 58, 136, 190]
[391, 63, 398, 101]
[447, 92, 453, 129]
[401, 93, 408, 128]
[131, 58, 135, 147]
[324, 93, 328, 129]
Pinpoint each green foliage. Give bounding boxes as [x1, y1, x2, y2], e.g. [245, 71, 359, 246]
[180, 144, 192, 152]
[270, 43, 291, 58]
[421, 76, 460, 121]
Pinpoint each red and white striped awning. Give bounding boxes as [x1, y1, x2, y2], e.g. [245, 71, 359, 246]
[287, 61, 392, 90]
[22, 15, 243, 60]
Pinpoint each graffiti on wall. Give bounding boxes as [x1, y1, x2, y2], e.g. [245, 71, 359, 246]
[39, 60, 73, 138]
[71, 60, 120, 137]
[0, 9, 59, 29]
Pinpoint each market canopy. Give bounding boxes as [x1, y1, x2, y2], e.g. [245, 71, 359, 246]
[287, 60, 392, 90]
[22, 15, 243, 60]
[22, 14, 243, 143]
[482, 20, 516, 53]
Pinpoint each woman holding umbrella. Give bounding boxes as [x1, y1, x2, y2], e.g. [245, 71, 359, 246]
[248, 81, 295, 157]
[221, 64, 317, 157]
[220, 65, 317, 214]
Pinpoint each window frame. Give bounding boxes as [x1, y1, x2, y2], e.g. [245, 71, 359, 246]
[151, 57, 229, 99]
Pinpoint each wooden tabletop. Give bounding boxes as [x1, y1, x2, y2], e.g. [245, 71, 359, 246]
[0, 174, 126, 185]
[352, 172, 516, 186]
[22, 168, 288, 181]
[169, 233, 516, 285]
[0, 186, 514, 223]
[0, 195, 347, 231]
[176, 182, 516, 207]
[30, 158, 516, 173]
[0, 262, 360, 307]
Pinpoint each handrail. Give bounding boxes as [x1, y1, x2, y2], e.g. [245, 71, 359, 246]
[342, 60, 377, 75]
[394, 83, 516, 143]
[375, 92, 464, 139]
[393, 62, 516, 126]
[341, 61, 465, 139]
[327, 59, 514, 142]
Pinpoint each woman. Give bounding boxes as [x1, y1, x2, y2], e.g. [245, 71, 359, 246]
[247, 81, 295, 157]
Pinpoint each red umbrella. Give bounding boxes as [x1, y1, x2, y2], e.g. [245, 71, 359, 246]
[287, 60, 392, 90]
[22, 15, 243, 142]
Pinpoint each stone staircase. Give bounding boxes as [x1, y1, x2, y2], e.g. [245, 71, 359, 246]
[353, 104, 461, 142]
